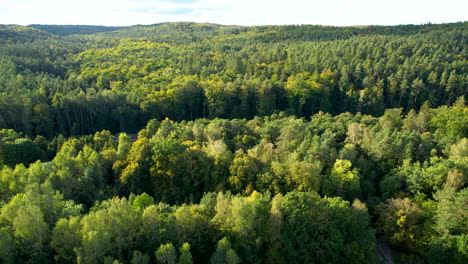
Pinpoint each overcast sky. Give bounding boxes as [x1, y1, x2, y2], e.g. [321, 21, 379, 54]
[0, 0, 466, 26]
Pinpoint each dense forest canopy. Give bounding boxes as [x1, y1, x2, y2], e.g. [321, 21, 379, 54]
[0, 22, 466, 136]
[0, 22, 467, 263]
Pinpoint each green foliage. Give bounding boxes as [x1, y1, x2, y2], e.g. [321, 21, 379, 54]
[377, 198, 424, 252]
[130, 251, 150, 264]
[1, 23, 467, 139]
[425, 234, 468, 264]
[116, 137, 153, 196]
[0, 227, 16, 264]
[323, 159, 360, 200]
[228, 151, 260, 194]
[178, 243, 193, 264]
[133, 193, 155, 210]
[279, 191, 375, 263]
[156, 243, 176, 264]
[210, 237, 240, 264]
[51, 217, 81, 264]
[75, 197, 141, 263]
[434, 188, 468, 235]
[0, 22, 466, 263]
[29, 24, 124, 36]
[0, 129, 43, 166]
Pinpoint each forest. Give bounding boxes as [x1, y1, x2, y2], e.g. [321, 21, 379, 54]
[0, 21, 467, 263]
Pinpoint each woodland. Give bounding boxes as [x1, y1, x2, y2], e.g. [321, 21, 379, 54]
[0, 22, 467, 263]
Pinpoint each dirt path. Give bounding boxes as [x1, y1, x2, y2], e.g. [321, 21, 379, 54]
[375, 235, 395, 264]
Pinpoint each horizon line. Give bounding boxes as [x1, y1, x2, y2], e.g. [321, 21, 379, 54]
[1, 20, 466, 28]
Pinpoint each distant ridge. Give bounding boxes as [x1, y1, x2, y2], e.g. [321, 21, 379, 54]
[28, 24, 125, 36]
[0, 21, 466, 45]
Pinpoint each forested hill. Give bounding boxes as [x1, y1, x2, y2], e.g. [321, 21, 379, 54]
[0, 22, 466, 138]
[0, 22, 467, 264]
[91, 22, 468, 43]
[28, 25, 125, 36]
[0, 25, 54, 44]
[27, 22, 468, 41]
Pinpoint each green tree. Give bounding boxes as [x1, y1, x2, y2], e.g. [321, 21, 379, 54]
[323, 159, 360, 200]
[178, 243, 193, 264]
[133, 192, 155, 210]
[0, 227, 16, 264]
[434, 188, 468, 235]
[280, 191, 375, 263]
[32, 104, 54, 138]
[285, 72, 322, 115]
[76, 197, 141, 263]
[228, 151, 260, 194]
[156, 243, 176, 264]
[130, 251, 149, 264]
[51, 216, 81, 264]
[377, 198, 423, 252]
[131, 251, 150, 264]
[12, 205, 49, 258]
[116, 138, 153, 195]
[210, 237, 240, 264]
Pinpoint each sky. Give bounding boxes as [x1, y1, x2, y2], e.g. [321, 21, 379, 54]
[0, 0, 466, 26]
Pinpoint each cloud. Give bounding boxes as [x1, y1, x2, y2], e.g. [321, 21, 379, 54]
[133, 7, 194, 16]
[170, 0, 201, 3]
[0, 0, 466, 26]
